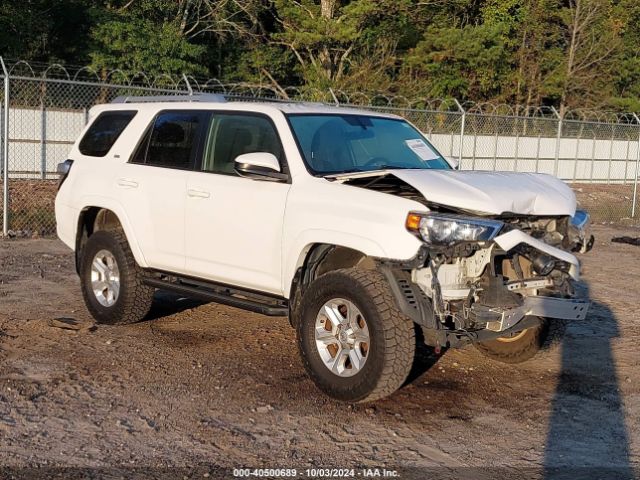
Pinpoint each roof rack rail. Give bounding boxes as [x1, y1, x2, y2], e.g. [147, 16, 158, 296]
[111, 93, 227, 104]
[223, 94, 326, 107]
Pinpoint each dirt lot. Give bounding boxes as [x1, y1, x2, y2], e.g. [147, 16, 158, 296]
[0, 225, 639, 479]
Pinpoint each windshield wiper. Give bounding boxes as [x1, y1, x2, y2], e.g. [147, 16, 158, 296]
[322, 165, 418, 179]
[369, 165, 414, 171]
[321, 168, 365, 177]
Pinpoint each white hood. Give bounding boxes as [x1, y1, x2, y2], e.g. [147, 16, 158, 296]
[389, 170, 577, 216]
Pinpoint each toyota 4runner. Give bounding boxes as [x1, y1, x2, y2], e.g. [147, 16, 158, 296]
[55, 94, 593, 402]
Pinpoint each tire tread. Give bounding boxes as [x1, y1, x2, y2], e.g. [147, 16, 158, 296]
[297, 267, 415, 402]
[80, 229, 154, 325]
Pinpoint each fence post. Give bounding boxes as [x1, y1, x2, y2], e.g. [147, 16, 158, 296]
[492, 130, 499, 171]
[514, 131, 520, 172]
[0, 96, 3, 178]
[623, 135, 631, 185]
[607, 130, 615, 185]
[449, 131, 455, 158]
[534, 134, 541, 173]
[632, 114, 640, 218]
[453, 99, 465, 169]
[551, 107, 562, 177]
[328, 88, 340, 106]
[572, 132, 580, 182]
[590, 134, 596, 183]
[471, 130, 478, 170]
[40, 103, 47, 180]
[182, 74, 193, 95]
[1, 57, 9, 236]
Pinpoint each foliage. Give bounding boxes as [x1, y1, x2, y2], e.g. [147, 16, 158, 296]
[0, 0, 638, 112]
[89, 16, 207, 77]
[0, 0, 97, 62]
[404, 23, 511, 100]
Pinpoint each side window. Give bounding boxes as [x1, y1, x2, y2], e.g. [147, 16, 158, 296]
[132, 111, 204, 169]
[201, 114, 283, 174]
[79, 111, 137, 157]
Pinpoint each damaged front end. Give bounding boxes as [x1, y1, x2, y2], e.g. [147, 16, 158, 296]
[384, 210, 594, 348]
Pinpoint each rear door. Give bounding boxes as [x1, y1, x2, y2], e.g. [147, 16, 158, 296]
[116, 110, 207, 272]
[184, 112, 290, 295]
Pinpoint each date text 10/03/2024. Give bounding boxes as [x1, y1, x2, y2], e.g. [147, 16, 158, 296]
[232, 468, 400, 477]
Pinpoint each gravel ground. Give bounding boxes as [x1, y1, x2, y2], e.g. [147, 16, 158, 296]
[0, 225, 639, 479]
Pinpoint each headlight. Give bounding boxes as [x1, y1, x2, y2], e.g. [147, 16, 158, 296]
[406, 212, 503, 246]
[570, 210, 590, 230]
[569, 209, 593, 253]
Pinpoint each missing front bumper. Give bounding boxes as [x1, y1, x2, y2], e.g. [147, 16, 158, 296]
[481, 296, 590, 332]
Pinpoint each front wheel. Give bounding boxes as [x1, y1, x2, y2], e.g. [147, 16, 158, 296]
[296, 268, 415, 402]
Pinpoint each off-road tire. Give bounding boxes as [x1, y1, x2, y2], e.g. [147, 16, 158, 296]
[296, 267, 415, 402]
[80, 230, 154, 325]
[474, 317, 564, 364]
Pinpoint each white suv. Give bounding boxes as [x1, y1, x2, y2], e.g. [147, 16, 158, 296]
[55, 94, 593, 402]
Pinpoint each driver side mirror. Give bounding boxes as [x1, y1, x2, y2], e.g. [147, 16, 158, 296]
[234, 152, 287, 182]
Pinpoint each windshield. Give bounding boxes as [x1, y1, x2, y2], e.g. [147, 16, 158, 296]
[287, 114, 450, 175]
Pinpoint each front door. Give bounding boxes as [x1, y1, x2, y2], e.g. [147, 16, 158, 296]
[184, 112, 290, 295]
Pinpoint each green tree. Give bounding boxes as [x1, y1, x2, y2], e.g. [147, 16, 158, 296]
[253, 0, 413, 91]
[0, 0, 97, 63]
[88, 0, 263, 78]
[608, 0, 640, 111]
[1, 0, 639, 111]
[552, 0, 622, 114]
[481, 0, 565, 107]
[404, 23, 511, 101]
[89, 17, 207, 77]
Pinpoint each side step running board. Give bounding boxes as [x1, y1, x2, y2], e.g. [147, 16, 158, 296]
[143, 273, 289, 317]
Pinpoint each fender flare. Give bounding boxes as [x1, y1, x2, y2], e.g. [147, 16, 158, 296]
[283, 229, 390, 298]
[76, 196, 149, 268]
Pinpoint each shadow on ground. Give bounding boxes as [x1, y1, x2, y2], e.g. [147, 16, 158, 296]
[404, 325, 442, 385]
[144, 291, 206, 321]
[544, 282, 636, 479]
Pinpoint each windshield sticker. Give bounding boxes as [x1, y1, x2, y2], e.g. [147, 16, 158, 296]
[405, 139, 440, 162]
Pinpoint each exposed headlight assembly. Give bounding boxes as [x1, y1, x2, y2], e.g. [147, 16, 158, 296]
[406, 212, 503, 246]
[570, 209, 590, 230]
[569, 209, 594, 253]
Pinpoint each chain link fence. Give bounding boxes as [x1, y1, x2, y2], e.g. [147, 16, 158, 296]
[1, 59, 639, 237]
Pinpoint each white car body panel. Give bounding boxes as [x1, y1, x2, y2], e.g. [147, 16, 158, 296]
[114, 162, 188, 272]
[185, 171, 290, 295]
[55, 99, 582, 301]
[54, 200, 78, 248]
[282, 176, 425, 296]
[57, 192, 149, 268]
[390, 170, 576, 216]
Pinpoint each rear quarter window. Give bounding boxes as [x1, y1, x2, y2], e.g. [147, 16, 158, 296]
[79, 111, 137, 157]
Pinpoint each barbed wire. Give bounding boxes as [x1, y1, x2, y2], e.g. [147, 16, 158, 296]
[1, 58, 639, 124]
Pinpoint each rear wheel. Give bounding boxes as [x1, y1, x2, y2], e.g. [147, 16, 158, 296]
[80, 230, 154, 325]
[296, 267, 415, 402]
